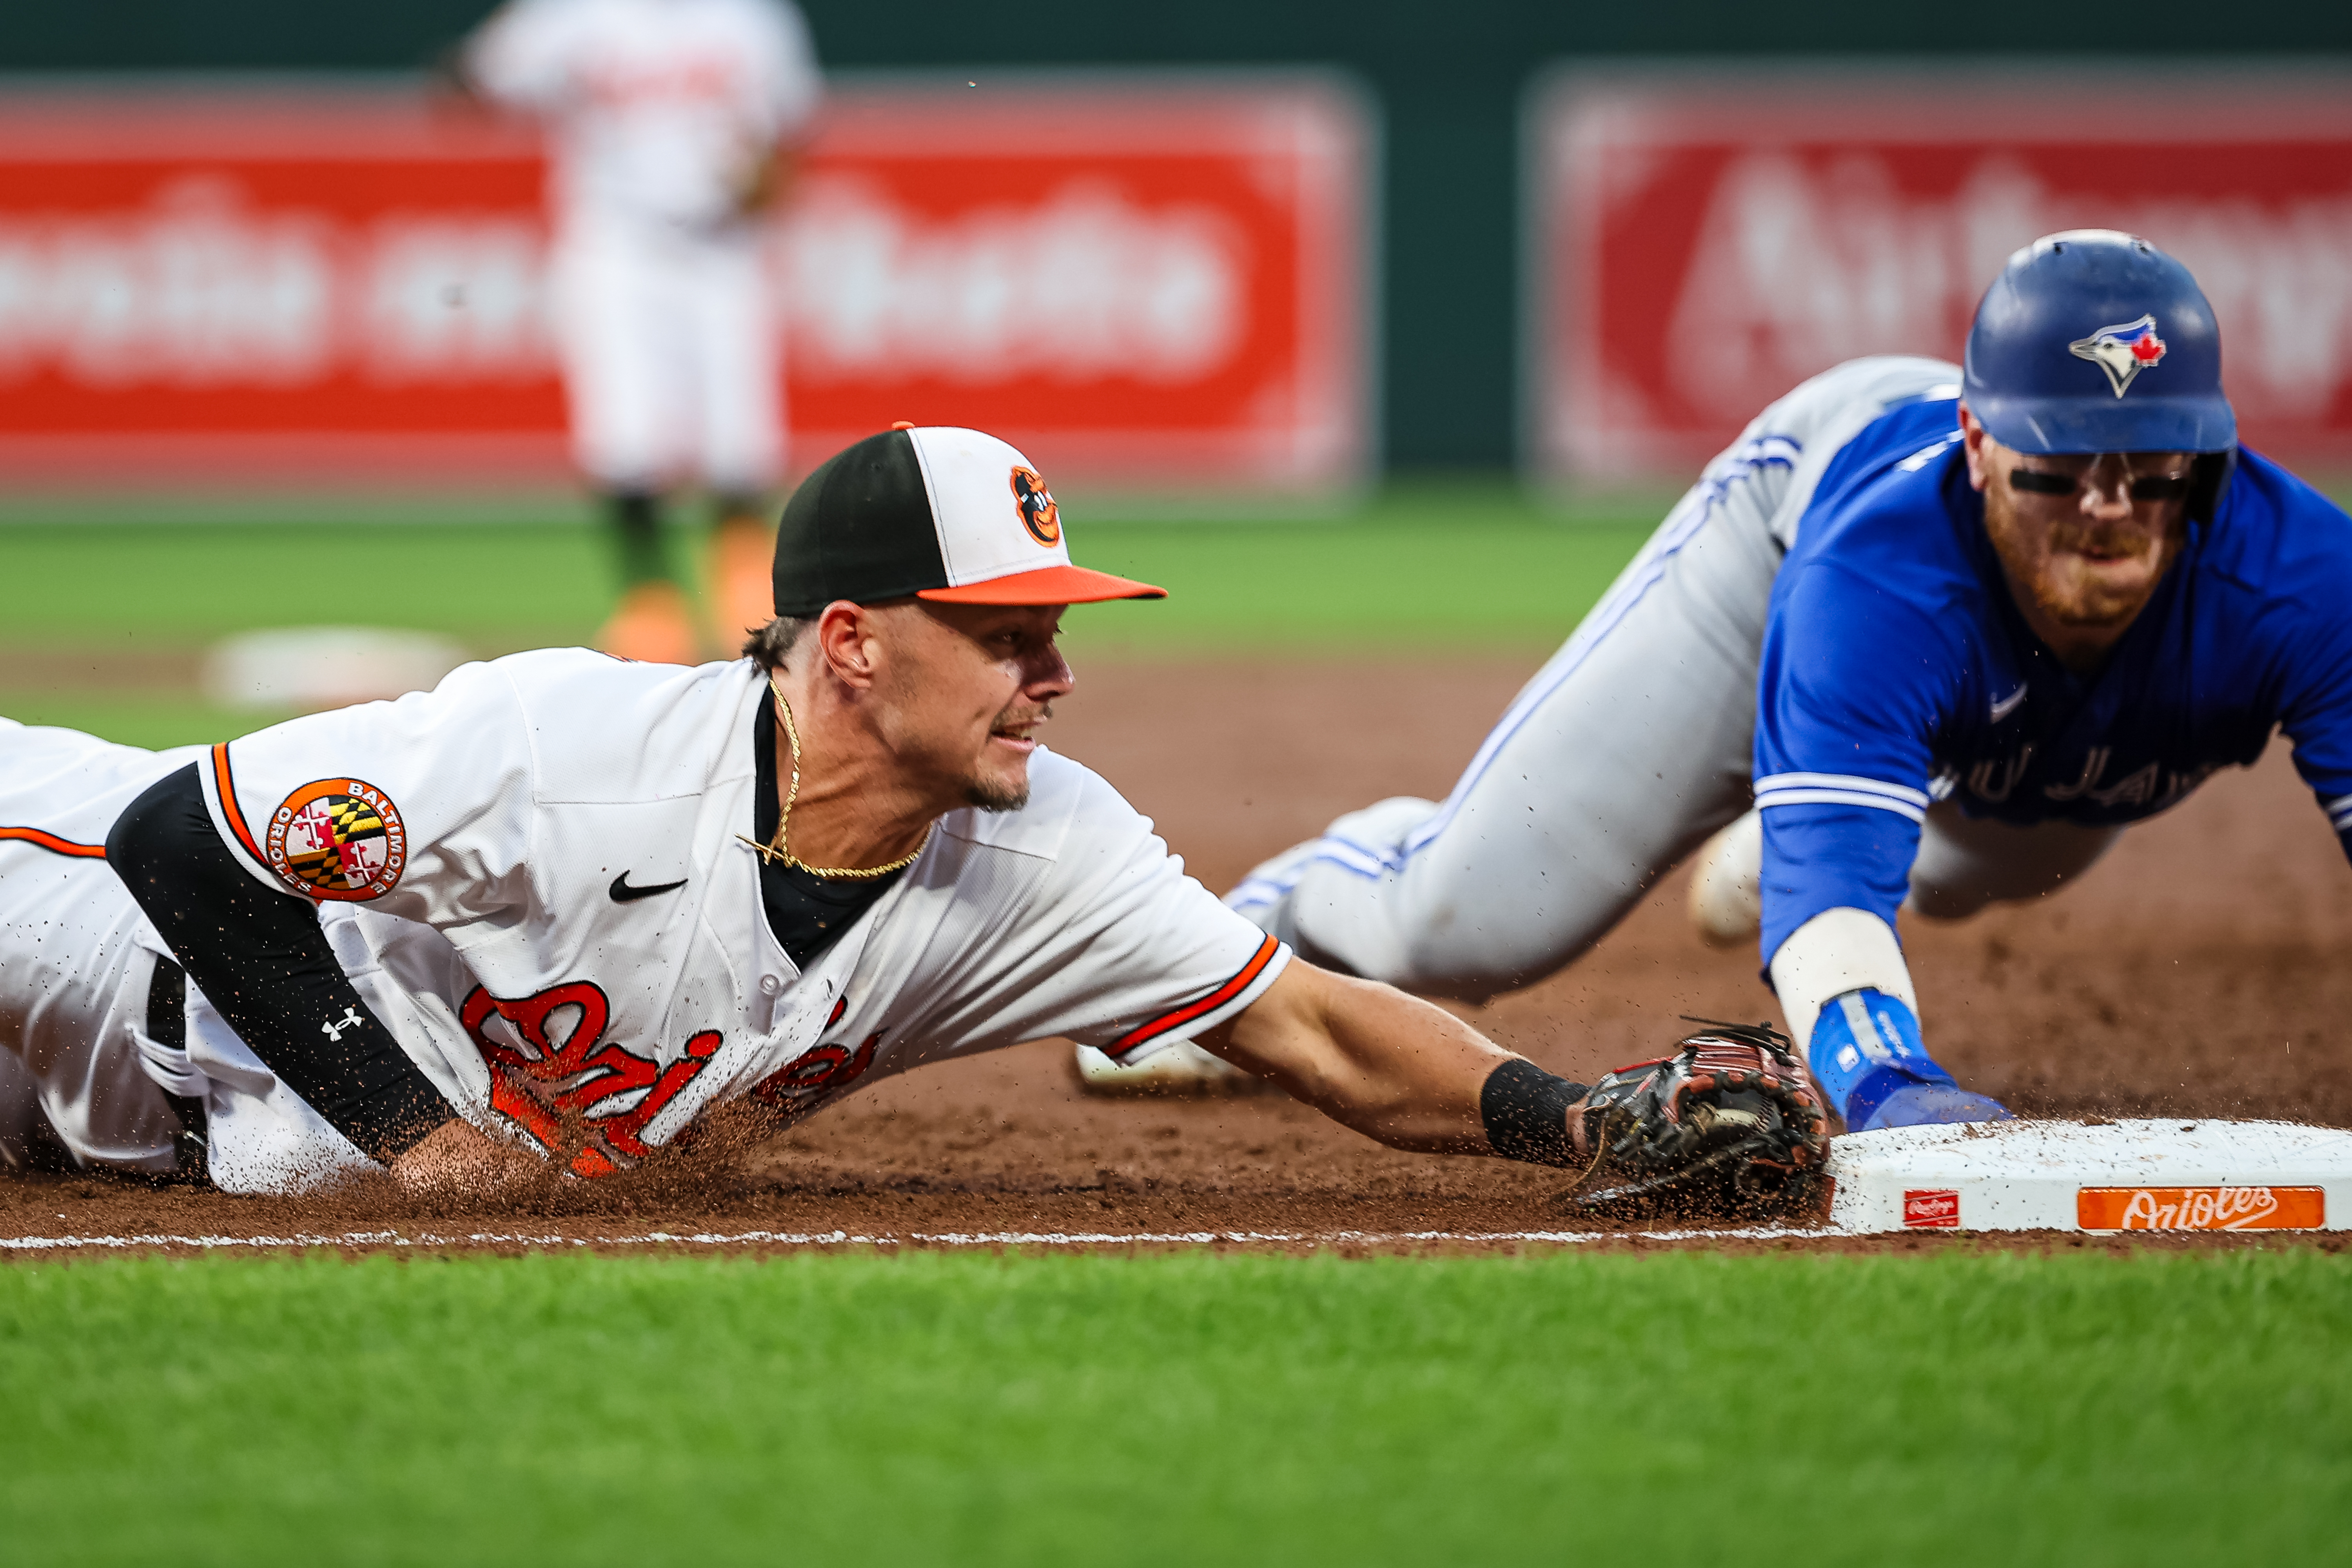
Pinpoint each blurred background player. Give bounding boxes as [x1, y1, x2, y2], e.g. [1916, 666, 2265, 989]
[460, 0, 823, 662]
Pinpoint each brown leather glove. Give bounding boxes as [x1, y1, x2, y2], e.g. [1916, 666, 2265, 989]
[1565, 1019, 1832, 1223]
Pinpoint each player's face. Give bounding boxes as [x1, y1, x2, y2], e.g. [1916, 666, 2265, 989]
[880, 601, 1074, 811]
[1963, 409, 2193, 641]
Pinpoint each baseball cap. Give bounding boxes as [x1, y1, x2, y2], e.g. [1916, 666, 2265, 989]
[1963, 230, 2236, 456]
[771, 425, 1166, 617]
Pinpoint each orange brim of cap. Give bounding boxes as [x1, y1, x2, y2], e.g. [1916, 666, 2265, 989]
[916, 563, 1167, 606]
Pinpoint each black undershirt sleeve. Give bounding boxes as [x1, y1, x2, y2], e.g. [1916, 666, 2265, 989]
[107, 764, 453, 1163]
[1479, 1058, 1588, 1168]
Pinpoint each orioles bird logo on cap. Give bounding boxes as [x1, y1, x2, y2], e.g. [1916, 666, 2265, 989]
[1010, 466, 1061, 547]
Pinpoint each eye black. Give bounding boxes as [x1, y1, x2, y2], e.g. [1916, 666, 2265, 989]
[2129, 474, 2192, 501]
[2008, 468, 2077, 495]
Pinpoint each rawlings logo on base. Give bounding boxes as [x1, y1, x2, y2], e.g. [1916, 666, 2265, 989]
[2077, 1185, 2324, 1231]
[1903, 1189, 1961, 1228]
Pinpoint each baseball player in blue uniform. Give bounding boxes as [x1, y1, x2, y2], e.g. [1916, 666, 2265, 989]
[1212, 231, 2352, 1133]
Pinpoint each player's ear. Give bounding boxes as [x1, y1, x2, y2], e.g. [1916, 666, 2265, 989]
[814, 601, 878, 687]
[1957, 403, 1993, 493]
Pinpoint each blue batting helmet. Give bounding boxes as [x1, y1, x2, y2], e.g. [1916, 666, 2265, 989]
[1963, 230, 2236, 456]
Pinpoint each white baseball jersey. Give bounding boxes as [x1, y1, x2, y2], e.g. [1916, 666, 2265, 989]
[148, 650, 1286, 1186]
[469, 0, 824, 234]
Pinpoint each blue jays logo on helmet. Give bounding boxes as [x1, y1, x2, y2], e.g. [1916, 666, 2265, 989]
[2068, 314, 2167, 397]
[1964, 230, 2234, 456]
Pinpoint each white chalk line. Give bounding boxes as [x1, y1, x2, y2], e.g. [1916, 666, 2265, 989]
[0, 1225, 1841, 1252]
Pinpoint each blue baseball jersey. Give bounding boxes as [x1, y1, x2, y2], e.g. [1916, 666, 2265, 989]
[1755, 394, 2352, 964]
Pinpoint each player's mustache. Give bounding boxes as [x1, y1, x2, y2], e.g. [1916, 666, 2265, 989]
[991, 701, 1053, 734]
[2049, 520, 2158, 557]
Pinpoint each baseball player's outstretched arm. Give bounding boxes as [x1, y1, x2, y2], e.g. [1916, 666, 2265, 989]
[1204, 964, 1825, 1213]
[1202, 964, 1831, 1206]
[1197, 962, 1568, 1158]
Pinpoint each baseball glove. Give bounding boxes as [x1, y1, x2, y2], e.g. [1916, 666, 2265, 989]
[1564, 1018, 1832, 1223]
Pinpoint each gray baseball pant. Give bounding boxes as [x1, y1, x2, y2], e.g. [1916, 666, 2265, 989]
[1229, 355, 2120, 1001]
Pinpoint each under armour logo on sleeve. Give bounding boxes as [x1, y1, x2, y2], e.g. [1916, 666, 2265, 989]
[321, 1007, 366, 1042]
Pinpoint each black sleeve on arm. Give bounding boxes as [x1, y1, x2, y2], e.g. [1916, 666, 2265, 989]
[106, 764, 453, 1163]
[1480, 1058, 1588, 1169]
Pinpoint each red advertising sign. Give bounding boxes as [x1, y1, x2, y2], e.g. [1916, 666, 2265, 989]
[1530, 70, 2352, 481]
[0, 75, 1370, 492]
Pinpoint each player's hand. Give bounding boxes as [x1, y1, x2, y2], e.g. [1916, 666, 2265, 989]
[732, 145, 801, 216]
[388, 1116, 545, 1196]
[1564, 1019, 1832, 1221]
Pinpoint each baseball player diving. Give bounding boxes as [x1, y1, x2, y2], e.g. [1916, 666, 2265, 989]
[459, 0, 823, 665]
[1203, 231, 2352, 1136]
[0, 424, 1829, 1215]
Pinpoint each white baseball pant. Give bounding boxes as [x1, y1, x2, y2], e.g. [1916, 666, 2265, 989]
[550, 218, 783, 495]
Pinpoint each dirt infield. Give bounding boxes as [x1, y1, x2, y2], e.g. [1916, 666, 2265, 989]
[6, 653, 2350, 1255]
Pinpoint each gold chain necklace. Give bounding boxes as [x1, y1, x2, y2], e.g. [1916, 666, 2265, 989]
[739, 673, 927, 880]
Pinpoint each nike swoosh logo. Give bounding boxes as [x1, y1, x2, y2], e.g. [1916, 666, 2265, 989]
[610, 871, 688, 903]
[1989, 684, 2029, 722]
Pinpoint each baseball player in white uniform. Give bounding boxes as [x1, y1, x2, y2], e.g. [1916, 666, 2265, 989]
[463, 0, 823, 665]
[2, 426, 1712, 1199]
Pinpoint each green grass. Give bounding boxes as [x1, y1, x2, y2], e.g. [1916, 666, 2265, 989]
[0, 481, 1662, 748]
[0, 483, 1661, 652]
[0, 520, 620, 650]
[3, 1249, 2345, 1566]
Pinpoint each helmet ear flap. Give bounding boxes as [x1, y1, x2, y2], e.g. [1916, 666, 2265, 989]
[2189, 449, 2236, 524]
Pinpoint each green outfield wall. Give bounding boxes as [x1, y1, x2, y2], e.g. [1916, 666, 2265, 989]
[4, 2, 2349, 470]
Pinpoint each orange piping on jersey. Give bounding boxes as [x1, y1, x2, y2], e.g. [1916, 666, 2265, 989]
[0, 825, 106, 858]
[209, 743, 267, 869]
[1105, 934, 1281, 1061]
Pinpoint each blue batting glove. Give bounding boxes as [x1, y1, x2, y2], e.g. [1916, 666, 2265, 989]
[1805, 989, 2011, 1129]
